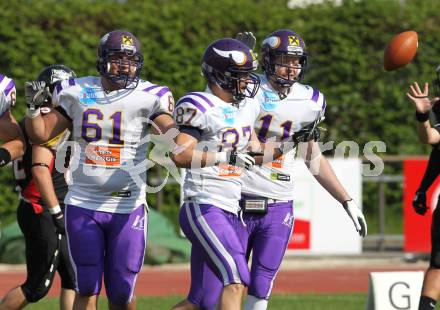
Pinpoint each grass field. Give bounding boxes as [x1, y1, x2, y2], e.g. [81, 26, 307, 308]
[22, 294, 367, 309]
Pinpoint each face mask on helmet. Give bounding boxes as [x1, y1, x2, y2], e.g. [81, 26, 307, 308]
[201, 38, 260, 106]
[96, 30, 144, 89]
[262, 30, 308, 88]
[36, 64, 76, 106]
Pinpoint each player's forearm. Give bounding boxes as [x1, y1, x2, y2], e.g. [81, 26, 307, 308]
[171, 147, 220, 168]
[32, 166, 60, 207]
[416, 121, 440, 144]
[312, 156, 351, 204]
[1, 138, 25, 161]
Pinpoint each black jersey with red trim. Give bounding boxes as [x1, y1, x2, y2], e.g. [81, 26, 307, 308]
[13, 113, 70, 214]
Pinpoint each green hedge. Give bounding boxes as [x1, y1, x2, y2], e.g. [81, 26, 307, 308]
[0, 0, 437, 232]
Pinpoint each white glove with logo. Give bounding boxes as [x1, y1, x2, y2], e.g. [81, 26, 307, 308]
[342, 200, 367, 237]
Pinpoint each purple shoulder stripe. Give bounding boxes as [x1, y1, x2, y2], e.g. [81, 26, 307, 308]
[311, 88, 320, 103]
[156, 87, 170, 98]
[4, 80, 15, 96]
[188, 92, 214, 107]
[143, 84, 161, 92]
[176, 97, 206, 113]
[68, 78, 75, 86]
[0, 75, 4, 84]
[56, 82, 63, 94]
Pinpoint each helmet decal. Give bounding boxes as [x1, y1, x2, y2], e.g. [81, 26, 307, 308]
[262, 36, 281, 49]
[212, 47, 247, 66]
[201, 38, 260, 105]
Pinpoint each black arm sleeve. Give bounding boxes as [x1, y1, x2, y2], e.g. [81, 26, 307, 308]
[178, 126, 203, 141]
[418, 147, 440, 191]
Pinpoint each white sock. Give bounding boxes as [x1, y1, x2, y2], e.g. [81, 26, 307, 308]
[244, 295, 268, 310]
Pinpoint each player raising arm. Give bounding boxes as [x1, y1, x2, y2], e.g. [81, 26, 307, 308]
[406, 75, 440, 310]
[407, 81, 440, 145]
[25, 30, 174, 310]
[0, 65, 76, 310]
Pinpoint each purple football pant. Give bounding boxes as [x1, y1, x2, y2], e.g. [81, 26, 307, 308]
[65, 204, 147, 305]
[180, 202, 249, 309]
[183, 200, 294, 308]
[244, 200, 294, 299]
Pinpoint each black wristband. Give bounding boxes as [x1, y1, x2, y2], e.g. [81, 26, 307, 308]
[415, 111, 430, 122]
[0, 148, 12, 167]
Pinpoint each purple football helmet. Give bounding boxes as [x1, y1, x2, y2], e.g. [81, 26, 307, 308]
[201, 38, 260, 104]
[96, 30, 144, 89]
[261, 29, 308, 87]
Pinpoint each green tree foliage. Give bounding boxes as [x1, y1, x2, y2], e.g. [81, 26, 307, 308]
[0, 0, 436, 231]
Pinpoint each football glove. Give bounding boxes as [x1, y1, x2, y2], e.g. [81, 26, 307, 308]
[412, 190, 428, 215]
[342, 200, 367, 237]
[228, 150, 255, 171]
[25, 81, 51, 111]
[51, 210, 66, 235]
[236, 32, 257, 50]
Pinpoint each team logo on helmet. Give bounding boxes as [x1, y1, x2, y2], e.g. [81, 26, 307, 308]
[121, 35, 136, 53]
[50, 69, 73, 83]
[262, 36, 281, 49]
[122, 35, 133, 45]
[288, 36, 300, 46]
[212, 47, 247, 66]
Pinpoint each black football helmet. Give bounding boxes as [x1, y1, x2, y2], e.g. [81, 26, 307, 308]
[36, 64, 76, 106]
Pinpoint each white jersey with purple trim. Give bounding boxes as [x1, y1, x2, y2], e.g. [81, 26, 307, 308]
[52, 76, 173, 213]
[175, 88, 260, 214]
[0, 74, 16, 118]
[241, 74, 326, 200]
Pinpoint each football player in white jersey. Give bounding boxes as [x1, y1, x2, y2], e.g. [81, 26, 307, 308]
[170, 38, 260, 310]
[0, 73, 25, 166]
[25, 30, 174, 310]
[236, 29, 368, 310]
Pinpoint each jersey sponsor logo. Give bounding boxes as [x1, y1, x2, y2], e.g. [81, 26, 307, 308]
[267, 155, 285, 169]
[85, 144, 122, 167]
[79, 87, 98, 105]
[111, 190, 131, 198]
[261, 91, 278, 111]
[222, 106, 236, 125]
[218, 163, 242, 177]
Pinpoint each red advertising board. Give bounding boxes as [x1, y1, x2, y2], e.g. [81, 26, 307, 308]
[404, 159, 440, 253]
[288, 219, 310, 249]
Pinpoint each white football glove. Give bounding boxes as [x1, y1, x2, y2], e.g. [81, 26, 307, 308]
[342, 200, 367, 237]
[230, 151, 255, 171]
[25, 81, 50, 111]
[215, 150, 255, 171]
[236, 31, 256, 50]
